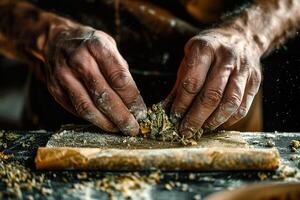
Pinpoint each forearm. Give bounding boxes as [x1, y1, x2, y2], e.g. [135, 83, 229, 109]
[222, 0, 300, 57]
[0, 1, 75, 64]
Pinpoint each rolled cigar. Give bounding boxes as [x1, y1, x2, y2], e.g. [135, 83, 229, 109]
[35, 147, 279, 171]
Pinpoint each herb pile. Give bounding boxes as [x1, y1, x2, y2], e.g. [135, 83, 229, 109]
[139, 103, 203, 145]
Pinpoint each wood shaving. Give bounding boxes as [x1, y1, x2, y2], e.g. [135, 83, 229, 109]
[139, 103, 203, 145]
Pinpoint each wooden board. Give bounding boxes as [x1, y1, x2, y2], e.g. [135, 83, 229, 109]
[35, 128, 280, 171]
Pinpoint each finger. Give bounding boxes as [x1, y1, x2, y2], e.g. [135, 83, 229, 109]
[86, 35, 147, 121]
[180, 56, 235, 138]
[67, 48, 140, 136]
[170, 42, 213, 123]
[47, 81, 77, 117]
[222, 69, 261, 128]
[203, 69, 248, 130]
[162, 65, 183, 111]
[57, 68, 118, 132]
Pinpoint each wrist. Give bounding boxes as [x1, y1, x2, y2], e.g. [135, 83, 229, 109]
[221, 18, 266, 58]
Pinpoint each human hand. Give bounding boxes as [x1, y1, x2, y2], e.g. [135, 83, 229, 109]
[44, 24, 146, 135]
[166, 28, 262, 138]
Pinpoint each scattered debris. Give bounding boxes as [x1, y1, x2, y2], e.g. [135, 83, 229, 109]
[272, 165, 297, 180]
[251, 140, 260, 145]
[0, 152, 12, 160]
[0, 159, 52, 198]
[77, 172, 88, 180]
[194, 194, 202, 200]
[290, 140, 300, 149]
[291, 147, 297, 152]
[41, 187, 53, 195]
[181, 183, 189, 192]
[139, 103, 203, 145]
[95, 171, 161, 199]
[290, 140, 300, 152]
[290, 155, 300, 161]
[257, 172, 268, 180]
[188, 173, 196, 180]
[164, 183, 173, 190]
[265, 139, 275, 147]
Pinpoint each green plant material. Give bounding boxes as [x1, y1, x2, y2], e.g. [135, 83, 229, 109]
[139, 103, 203, 145]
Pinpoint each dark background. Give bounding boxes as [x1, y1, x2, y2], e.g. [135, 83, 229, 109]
[0, 0, 300, 131]
[262, 32, 300, 131]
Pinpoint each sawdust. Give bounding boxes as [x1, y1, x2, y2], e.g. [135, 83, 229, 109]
[140, 103, 203, 145]
[0, 156, 52, 199]
[95, 171, 161, 199]
[1, 149, 162, 200]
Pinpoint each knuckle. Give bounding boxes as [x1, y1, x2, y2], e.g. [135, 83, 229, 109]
[184, 37, 210, 55]
[69, 52, 83, 67]
[226, 95, 242, 108]
[219, 47, 238, 66]
[182, 77, 202, 94]
[223, 100, 240, 114]
[53, 68, 67, 82]
[251, 68, 262, 84]
[200, 88, 223, 107]
[95, 90, 110, 109]
[75, 100, 91, 117]
[235, 106, 248, 119]
[183, 116, 201, 130]
[223, 47, 237, 59]
[109, 70, 131, 90]
[69, 52, 91, 72]
[96, 31, 116, 45]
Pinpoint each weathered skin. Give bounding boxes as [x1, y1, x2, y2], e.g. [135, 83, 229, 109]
[0, 0, 300, 136]
[0, 0, 147, 136]
[165, 0, 300, 138]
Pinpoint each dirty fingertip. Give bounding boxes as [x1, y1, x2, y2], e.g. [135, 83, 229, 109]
[128, 97, 147, 122]
[120, 118, 140, 136]
[180, 129, 194, 139]
[179, 120, 197, 139]
[131, 106, 147, 122]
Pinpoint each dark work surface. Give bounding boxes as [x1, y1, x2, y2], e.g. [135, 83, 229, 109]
[0, 131, 300, 200]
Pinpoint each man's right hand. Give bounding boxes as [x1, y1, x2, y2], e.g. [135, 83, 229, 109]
[44, 24, 146, 136]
